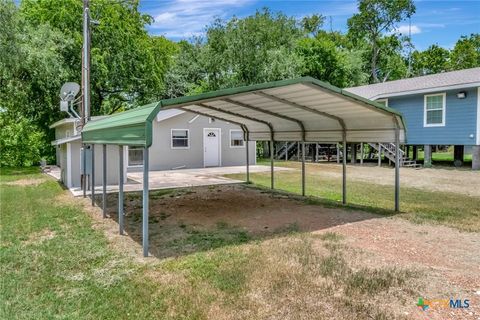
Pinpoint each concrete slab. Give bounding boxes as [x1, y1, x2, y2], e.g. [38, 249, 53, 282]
[68, 165, 291, 197]
[44, 166, 61, 180]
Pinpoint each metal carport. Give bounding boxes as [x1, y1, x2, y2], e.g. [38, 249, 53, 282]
[82, 76, 406, 257]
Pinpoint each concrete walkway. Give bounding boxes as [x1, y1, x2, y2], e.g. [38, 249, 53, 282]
[68, 165, 291, 197]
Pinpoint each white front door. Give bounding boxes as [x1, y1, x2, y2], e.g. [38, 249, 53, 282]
[204, 128, 221, 167]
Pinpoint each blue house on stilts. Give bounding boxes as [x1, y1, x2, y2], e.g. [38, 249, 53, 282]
[346, 67, 480, 170]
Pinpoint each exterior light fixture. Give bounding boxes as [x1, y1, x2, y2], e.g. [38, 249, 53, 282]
[456, 91, 466, 99]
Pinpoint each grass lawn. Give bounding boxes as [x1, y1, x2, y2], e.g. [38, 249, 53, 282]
[412, 150, 472, 163]
[0, 168, 173, 319]
[228, 160, 480, 232]
[1, 167, 425, 319]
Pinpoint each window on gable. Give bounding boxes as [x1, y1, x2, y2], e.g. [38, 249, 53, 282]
[172, 129, 189, 148]
[128, 146, 143, 166]
[230, 130, 244, 147]
[424, 94, 445, 126]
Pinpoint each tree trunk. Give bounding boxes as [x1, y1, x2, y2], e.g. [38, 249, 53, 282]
[371, 43, 380, 83]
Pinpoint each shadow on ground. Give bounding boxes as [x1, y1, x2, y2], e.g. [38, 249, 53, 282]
[93, 184, 395, 259]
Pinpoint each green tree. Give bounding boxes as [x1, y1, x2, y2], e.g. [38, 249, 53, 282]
[375, 35, 408, 81]
[0, 0, 73, 163]
[449, 34, 480, 70]
[301, 14, 325, 36]
[20, 0, 177, 115]
[165, 9, 316, 96]
[300, 31, 369, 87]
[347, 0, 415, 83]
[0, 112, 45, 167]
[297, 38, 349, 87]
[1, 0, 177, 164]
[163, 40, 205, 98]
[411, 44, 450, 75]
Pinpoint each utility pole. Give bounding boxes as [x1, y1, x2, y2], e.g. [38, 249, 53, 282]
[82, 0, 91, 125]
[81, 0, 91, 197]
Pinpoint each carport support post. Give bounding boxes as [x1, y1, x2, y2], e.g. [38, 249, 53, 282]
[301, 142, 306, 196]
[378, 143, 382, 167]
[394, 129, 400, 212]
[118, 146, 124, 235]
[270, 139, 274, 189]
[360, 143, 364, 165]
[336, 143, 340, 163]
[102, 144, 107, 218]
[245, 132, 250, 183]
[91, 144, 95, 206]
[142, 147, 149, 257]
[82, 144, 86, 198]
[342, 134, 347, 205]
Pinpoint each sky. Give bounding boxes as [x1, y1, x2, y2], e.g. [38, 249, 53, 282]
[140, 0, 480, 50]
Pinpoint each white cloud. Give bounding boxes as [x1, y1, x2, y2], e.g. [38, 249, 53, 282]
[148, 0, 255, 39]
[395, 24, 422, 35]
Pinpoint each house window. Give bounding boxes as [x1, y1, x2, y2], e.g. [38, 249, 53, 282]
[376, 99, 388, 107]
[128, 146, 143, 166]
[171, 129, 189, 148]
[424, 93, 445, 127]
[230, 130, 244, 147]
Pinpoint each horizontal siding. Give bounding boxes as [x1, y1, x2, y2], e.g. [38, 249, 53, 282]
[388, 87, 478, 145]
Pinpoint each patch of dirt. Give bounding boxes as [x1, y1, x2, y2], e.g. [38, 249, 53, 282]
[4, 178, 46, 187]
[141, 185, 376, 235]
[322, 218, 480, 319]
[23, 229, 56, 245]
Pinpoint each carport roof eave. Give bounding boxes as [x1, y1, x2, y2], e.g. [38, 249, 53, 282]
[80, 77, 407, 146]
[159, 77, 407, 133]
[81, 101, 162, 147]
[160, 76, 405, 119]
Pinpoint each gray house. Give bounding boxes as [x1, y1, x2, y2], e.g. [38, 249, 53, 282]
[50, 109, 256, 189]
[346, 67, 480, 169]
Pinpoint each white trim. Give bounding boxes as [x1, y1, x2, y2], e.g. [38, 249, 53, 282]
[424, 93, 446, 127]
[66, 143, 72, 188]
[371, 82, 480, 100]
[171, 129, 190, 149]
[188, 115, 200, 123]
[50, 135, 81, 146]
[375, 98, 388, 107]
[203, 128, 222, 167]
[477, 87, 480, 145]
[229, 129, 245, 148]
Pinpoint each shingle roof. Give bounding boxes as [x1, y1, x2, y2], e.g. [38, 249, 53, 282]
[345, 67, 480, 99]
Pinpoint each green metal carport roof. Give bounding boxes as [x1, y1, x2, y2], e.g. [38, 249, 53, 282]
[82, 76, 406, 147]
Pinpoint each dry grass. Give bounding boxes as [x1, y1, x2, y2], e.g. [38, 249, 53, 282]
[151, 232, 419, 320]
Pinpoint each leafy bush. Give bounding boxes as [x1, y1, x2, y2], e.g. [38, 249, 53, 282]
[0, 113, 45, 167]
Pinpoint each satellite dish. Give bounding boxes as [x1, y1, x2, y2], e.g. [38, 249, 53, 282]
[60, 82, 80, 101]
